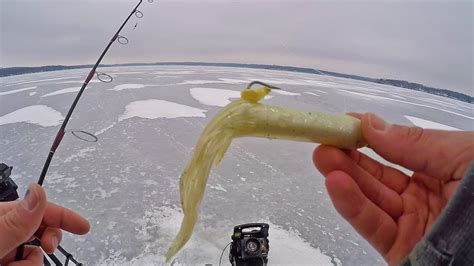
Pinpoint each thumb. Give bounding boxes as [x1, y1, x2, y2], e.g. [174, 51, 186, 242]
[360, 113, 474, 181]
[0, 184, 47, 258]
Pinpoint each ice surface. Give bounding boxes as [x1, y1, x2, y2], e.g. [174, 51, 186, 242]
[340, 90, 473, 119]
[151, 70, 196, 75]
[209, 183, 228, 192]
[190, 87, 241, 107]
[56, 80, 102, 84]
[219, 78, 251, 84]
[110, 83, 146, 91]
[2, 66, 471, 265]
[0, 105, 64, 127]
[41, 87, 84, 97]
[94, 122, 117, 136]
[100, 206, 335, 265]
[0, 86, 37, 96]
[119, 99, 207, 121]
[177, 79, 218, 85]
[5, 77, 78, 86]
[177, 78, 249, 85]
[304, 92, 320, 97]
[108, 71, 145, 75]
[64, 147, 96, 163]
[244, 77, 309, 86]
[405, 115, 461, 131]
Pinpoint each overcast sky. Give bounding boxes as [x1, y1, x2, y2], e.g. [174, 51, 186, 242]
[1, 0, 472, 94]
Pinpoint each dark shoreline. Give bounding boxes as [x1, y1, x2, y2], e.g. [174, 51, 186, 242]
[1, 62, 471, 103]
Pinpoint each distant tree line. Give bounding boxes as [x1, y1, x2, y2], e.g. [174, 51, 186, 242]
[374, 79, 472, 103]
[1, 63, 471, 103]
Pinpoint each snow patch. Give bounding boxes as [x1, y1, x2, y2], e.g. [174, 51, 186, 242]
[109, 71, 144, 75]
[272, 89, 301, 96]
[119, 100, 206, 121]
[209, 183, 227, 192]
[0, 105, 64, 127]
[176, 80, 217, 85]
[304, 92, 320, 97]
[359, 148, 413, 176]
[177, 78, 249, 85]
[0, 86, 37, 96]
[56, 80, 102, 84]
[405, 115, 461, 131]
[29, 92, 37, 96]
[94, 122, 117, 136]
[110, 84, 146, 91]
[41, 87, 84, 97]
[190, 87, 241, 107]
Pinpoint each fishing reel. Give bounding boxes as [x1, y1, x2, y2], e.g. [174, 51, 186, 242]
[229, 223, 270, 266]
[0, 163, 19, 202]
[0, 163, 82, 266]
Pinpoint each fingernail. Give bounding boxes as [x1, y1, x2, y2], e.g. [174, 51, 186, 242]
[21, 184, 38, 211]
[368, 113, 388, 132]
[51, 236, 59, 250]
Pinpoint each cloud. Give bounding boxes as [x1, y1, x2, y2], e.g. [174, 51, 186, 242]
[1, 0, 472, 94]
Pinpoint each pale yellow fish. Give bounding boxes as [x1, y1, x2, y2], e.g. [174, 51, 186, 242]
[165, 85, 365, 261]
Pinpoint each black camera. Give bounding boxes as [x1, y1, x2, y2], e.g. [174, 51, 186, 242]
[229, 223, 270, 266]
[0, 163, 19, 202]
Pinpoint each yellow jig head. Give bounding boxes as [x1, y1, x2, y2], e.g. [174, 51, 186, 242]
[241, 86, 271, 102]
[241, 81, 282, 103]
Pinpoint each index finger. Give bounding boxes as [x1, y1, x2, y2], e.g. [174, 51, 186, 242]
[42, 202, 90, 235]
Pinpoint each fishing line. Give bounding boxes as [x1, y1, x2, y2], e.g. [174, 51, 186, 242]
[246, 81, 283, 91]
[218, 242, 232, 266]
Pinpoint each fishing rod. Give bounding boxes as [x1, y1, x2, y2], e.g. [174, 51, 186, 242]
[38, 0, 150, 185]
[15, 0, 154, 263]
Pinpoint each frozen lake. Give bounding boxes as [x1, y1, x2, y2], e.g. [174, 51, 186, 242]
[1, 65, 472, 265]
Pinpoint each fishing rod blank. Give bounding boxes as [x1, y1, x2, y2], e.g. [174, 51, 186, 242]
[15, 0, 153, 262]
[37, 0, 150, 186]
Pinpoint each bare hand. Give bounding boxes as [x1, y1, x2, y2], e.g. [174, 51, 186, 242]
[0, 183, 90, 265]
[313, 113, 474, 265]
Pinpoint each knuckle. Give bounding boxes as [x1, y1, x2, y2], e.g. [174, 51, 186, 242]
[403, 126, 425, 145]
[2, 211, 28, 240]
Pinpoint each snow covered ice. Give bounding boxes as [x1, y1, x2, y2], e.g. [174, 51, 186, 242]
[0, 105, 64, 127]
[1, 65, 472, 265]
